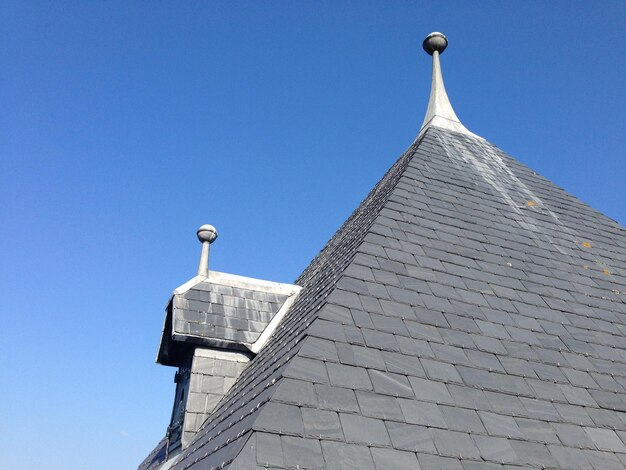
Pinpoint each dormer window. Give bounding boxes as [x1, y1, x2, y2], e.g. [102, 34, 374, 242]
[143, 225, 300, 467]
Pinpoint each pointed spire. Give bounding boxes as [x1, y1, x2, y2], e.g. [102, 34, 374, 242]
[196, 224, 218, 277]
[419, 32, 474, 137]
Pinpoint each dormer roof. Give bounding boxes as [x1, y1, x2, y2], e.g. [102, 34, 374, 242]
[157, 271, 301, 366]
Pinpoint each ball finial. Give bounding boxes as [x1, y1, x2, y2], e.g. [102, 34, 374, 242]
[197, 224, 218, 244]
[423, 32, 448, 56]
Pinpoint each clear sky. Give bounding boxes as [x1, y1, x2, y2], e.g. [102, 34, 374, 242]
[1, 2, 624, 469]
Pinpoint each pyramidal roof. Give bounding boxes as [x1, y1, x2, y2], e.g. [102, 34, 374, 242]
[147, 34, 626, 469]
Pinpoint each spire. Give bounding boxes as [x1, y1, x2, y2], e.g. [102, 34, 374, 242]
[419, 32, 475, 137]
[196, 224, 218, 277]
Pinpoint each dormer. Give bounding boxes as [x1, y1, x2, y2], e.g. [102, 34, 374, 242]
[142, 225, 300, 469]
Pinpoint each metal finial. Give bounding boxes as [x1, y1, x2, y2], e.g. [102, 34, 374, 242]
[423, 32, 448, 56]
[197, 224, 218, 244]
[418, 32, 476, 138]
[196, 224, 218, 277]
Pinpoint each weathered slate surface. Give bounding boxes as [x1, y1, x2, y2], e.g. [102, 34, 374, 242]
[168, 126, 626, 470]
[173, 282, 289, 347]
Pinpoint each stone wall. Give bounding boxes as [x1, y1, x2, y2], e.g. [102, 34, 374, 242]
[182, 347, 251, 447]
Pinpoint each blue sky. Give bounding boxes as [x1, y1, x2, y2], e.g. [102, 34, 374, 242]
[1, 2, 624, 469]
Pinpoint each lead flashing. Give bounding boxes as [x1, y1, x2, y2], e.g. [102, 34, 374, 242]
[174, 270, 300, 297]
[418, 33, 480, 140]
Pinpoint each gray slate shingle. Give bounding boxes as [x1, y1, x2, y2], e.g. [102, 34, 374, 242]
[173, 282, 289, 347]
[165, 127, 626, 470]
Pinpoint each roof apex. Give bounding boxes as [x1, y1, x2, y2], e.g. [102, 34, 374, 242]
[419, 32, 480, 139]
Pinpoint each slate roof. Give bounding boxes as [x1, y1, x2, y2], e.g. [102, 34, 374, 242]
[157, 272, 299, 366]
[172, 281, 288, 345]
[140, 438, 168, 470]
[157, 124, 626, 470]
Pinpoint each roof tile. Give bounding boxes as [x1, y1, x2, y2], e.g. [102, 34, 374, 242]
[515, 417, 559, 444]
[386, 421, 437, 453]
[281, 436, 323, 469]
[255, 432, 284, 468]
[440, 405, 486, 433]
[472, 435, 518, 464]
[370, 447, 421, 470]
[315, 384, 359, 413]
[585, 427, 626, 452]
[408, 376, 454, 405]
[368, 370, 414, 398]
[355, 391, 404, 421]
[302, 408, 343, 440]
[508, 440, 558, 468]
[398, 399, 447, 428]
[478, 411, 524, 439]
[254, 402, 303, 436]
[547, 445, 592, 470]
[422, 358, 463, 383]
[339, 414, 390, 446]
[327, 363, 373, 391]
[320, 442, 376, 470]
[430, 429, 481, 459]
[272, 378, 318, 407]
